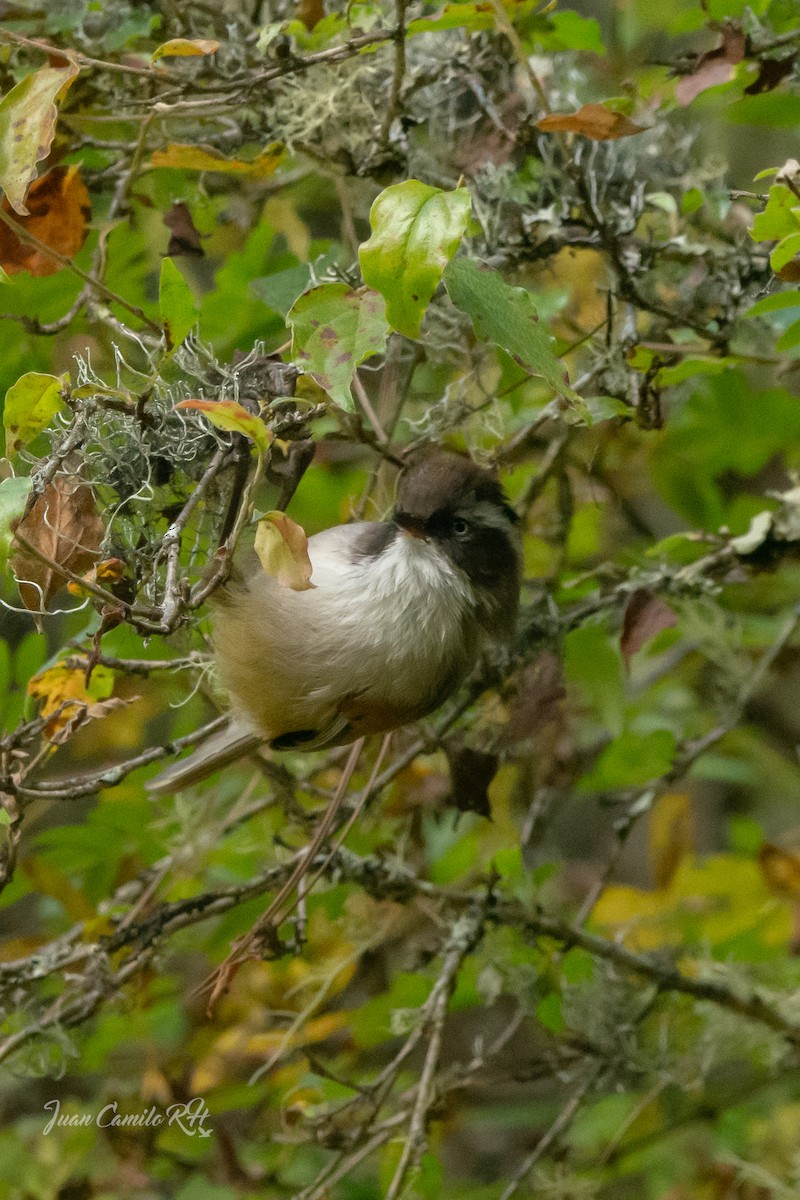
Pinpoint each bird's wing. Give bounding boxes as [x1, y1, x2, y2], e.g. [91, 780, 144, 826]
[145, 718, 262, 795]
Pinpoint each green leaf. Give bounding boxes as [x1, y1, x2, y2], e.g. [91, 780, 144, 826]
[159, 256, 199, 351]
[579, 729, 677, 791]
[750, 185, 800, 243]
[536, 992, 566, 1034]
[727, 93, 800, 128]
[746, 291, 800, 317]
[251, 251, 338, 318]
[408, 3, 494, 34]
[564, 622, 624, 736]
[0, 474, 32, 565]
[771, 231, 800, 272]
[3, 371, 65, 456]
[288, 283, 388, 412]
[534, 11, 605, 54]
[776, 317, 800, 353]
[443, 257, 590, 420]
[359, 180, 471, 338]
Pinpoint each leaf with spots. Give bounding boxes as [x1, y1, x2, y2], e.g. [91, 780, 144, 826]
[174, 399, 272, 452]
[287, 283, 388, 412]
[0, 56, 80, 214]
[359, 180, 471, 338]
[254, 511, 314, 591]
[3, 372, 66, 458]
[443, 257, 590, 420]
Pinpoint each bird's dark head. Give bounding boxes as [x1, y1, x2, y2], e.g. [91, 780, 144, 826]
[393, 449, 522, 634]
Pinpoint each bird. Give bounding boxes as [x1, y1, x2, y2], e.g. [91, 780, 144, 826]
[146, 448, 522, 794]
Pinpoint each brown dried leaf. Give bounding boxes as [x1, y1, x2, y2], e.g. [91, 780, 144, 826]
[537, 103, 645, 141]
[444, 740, 499, 818]
[759, 843, 800, 900]
[11, 474, 103, 614]
[0, 165, 91, 276]
[620, 590, 677, 667]
[254, 511, 314, 591]
[163, 200, 204, 258]
[48, 696, 137, 745]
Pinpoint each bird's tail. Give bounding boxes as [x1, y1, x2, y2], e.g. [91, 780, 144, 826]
[145, 719, 262, 795]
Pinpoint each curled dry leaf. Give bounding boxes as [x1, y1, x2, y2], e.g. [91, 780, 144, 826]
[11, 474, 104, 616]
[0, 55, 80, 214]
[537, 103, 645, 141]
[0, 165, 91, 276]
[254, 511, 314, 591]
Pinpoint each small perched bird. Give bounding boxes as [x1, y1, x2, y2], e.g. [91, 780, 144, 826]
[147, 449, 522, 794]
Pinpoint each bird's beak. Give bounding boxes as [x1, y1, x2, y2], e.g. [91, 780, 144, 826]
[394, 512, 427, 539]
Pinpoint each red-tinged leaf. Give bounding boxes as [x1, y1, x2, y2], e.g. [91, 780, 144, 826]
[11, 474, 104, 618]
[175, 399, 272, 452]
[0, 165, 91, 276]
[620, 589, 677, 667]
[537, 103, 645, 141]
[0, 56, 79, 214]
[152, 38, 220, 61]
[254, 510, 314, 591]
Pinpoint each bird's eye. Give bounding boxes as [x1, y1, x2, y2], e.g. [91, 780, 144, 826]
[451, 517, 470, 537]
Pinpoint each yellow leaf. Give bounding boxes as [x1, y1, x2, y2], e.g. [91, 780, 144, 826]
[592, 855, 791, 952]
[149, 142, 285, 178]
[254, 511, 314, 591]
[648, 792, 694, 890]
[28, 662, 115, 738]
[152, 38, 220, 61]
